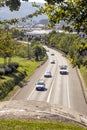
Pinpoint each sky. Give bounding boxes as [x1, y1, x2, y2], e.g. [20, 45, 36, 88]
[21, 0, 46, 3]
[29, 0, 46, 3]
[0, 1, 47, 21]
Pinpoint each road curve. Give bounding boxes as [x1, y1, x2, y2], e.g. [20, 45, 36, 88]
[11, 46, 87, 116]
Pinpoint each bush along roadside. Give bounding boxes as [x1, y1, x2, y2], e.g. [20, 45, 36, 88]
[0, 62, 19, 76]
[0, 70, 26, 100]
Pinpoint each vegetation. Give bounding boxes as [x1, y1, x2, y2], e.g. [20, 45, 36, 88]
[31, 41, 46, 61]
[0, 62, 19, 75]
[11, 28, 25, 40]
[43, 31, 87, 68]
[80, 66, 87, 87]
[0, 56, 43, 100]
[0, 27, 46, 61]
[0, 31, 17, 65]
[41, 0, 87, 34]
[0, 120, 86, 130]
[0, 28, 46, 100]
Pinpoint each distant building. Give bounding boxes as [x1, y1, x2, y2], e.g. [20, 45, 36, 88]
[24, 29, 52, 38]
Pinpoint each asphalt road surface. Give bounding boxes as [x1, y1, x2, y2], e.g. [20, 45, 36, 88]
[11, 46, 87, 115]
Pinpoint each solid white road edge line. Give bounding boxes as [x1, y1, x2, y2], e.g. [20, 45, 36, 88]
[47, 77, 55, 103]
[67, 75, 71, 108]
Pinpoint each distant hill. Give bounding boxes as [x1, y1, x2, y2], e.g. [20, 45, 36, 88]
[0, 2, 48, 23]
[39, 19, 48, 24]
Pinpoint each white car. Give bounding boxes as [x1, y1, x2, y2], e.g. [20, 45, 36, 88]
[44, 71, 52, 77]
[59, 65, 68, 75]
[36, 80, 45, 91]
[50, 60, 55, 64]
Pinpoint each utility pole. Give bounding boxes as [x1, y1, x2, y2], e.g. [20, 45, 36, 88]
[27, 37, 31, 59]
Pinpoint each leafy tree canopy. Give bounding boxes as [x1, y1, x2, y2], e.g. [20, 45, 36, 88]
[0, 0, 28, 10]
[44, 0, 87, 34]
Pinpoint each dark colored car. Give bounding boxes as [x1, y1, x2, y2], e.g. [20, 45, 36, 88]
[50, 60, 55, 64]
[59, 65, 68, 75]
[51, 53, 55, 56]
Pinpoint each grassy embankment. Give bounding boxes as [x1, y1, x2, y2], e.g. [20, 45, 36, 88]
[0, 57, 42, 100]
[80, 66, 87, 88]
[0, 120, 86, 130]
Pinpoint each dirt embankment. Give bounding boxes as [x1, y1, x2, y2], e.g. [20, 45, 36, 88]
[0, 100, 87, 127]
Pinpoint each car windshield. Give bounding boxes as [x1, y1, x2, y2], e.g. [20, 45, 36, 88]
[46, 72, 50, 74]
[37, 82, 44, 85]
[60, 66, 67, 70]
[61, 67, 66, 70]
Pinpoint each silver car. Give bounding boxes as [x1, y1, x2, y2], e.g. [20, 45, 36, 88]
[44, 71, 52, 77]
[36, 80, 45, 91]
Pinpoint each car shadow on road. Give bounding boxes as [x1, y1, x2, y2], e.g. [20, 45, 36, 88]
[44, 88, 48, 91]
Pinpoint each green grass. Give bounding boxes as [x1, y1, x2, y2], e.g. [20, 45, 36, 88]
[0, 120, 86, 130]
[0, 57, 42, 81]
[11, 57, 42, 78]
[0, 57, 43, 100]
[80, 66, 87, 88]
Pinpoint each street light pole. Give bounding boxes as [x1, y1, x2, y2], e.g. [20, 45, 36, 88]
[27, 38, 31, 59]
[28, 42, 30, 59]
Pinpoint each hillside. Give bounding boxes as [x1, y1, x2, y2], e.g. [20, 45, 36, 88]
[0, 2, 47, 23]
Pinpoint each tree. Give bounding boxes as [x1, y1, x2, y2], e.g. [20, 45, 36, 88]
[43, 0, 87, 34]
[0, 0, 27, 11]
[0, 34, 17, 65]
[11, 28, 24, 39]
[33, 44, 46, 61]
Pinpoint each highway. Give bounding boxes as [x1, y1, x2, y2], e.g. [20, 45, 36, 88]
[11, 46, 87, 115]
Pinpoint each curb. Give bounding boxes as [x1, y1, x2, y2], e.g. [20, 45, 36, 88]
[76, 67, 87, 104]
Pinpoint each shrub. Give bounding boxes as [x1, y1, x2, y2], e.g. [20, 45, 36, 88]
[14, 71, 26, 85]
[5, 66, 12, 75]
[0, 79, 15, 99]
[0, 62, 19, 75]
[8, 62, 19, 69]
[0, 68, 5, 75]
[0, 71, 26, 99]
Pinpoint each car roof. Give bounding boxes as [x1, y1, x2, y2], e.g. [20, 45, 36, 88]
[60, 65, 67, 68]
[37, 80, 44, 83]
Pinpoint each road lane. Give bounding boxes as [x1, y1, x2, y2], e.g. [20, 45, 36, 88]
[11, 46, 87, 115]
[28, 52, 57, 101]
[47, 51, 70, 108]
